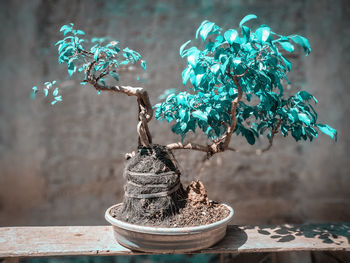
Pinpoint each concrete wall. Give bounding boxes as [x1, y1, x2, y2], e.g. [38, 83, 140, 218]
[0, 0, 349, 226]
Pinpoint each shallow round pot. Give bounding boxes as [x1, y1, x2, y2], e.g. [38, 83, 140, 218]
[105, 203, 234, 253]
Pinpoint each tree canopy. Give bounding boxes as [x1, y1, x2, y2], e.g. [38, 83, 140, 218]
[154, 14, 337, 144]
[32, 15, 337, 153]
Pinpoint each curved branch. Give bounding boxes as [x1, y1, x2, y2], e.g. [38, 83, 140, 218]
[168, 119, 281, 157]
[86, 75, 153, 147]
[92, 84, 153, 121]
[168, 68, 250, 157]
[222, 73, 243, 149]
[92, 82, 144, 96]
[167, 142, 209, 152]
[166, 141, 239, 159]
[234, 66, 249, 78]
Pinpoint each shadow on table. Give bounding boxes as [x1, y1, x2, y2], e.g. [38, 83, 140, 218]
[243, 223, 350, 245]
[208, 225, 248, 250]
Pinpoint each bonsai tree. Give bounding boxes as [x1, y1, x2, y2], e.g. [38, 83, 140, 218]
[32, 15, 336, 226]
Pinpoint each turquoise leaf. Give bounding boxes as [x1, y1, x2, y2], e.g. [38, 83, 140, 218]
[179, 109, 190, 122]
[60, 25, 72, 36]
[239, 14, 258, 28]
[176, 94, 188, 106]
[306, 127, 318, 138]
[179, 40, 191, 57]
[53, 88, 59, 96]
[287, 108, 299, 122]
[255, 26, 271, 43]
[317, 124, 337, 141]
[192, 110, 208, 122]
[180, 122, 187, 132]
[210, 64, 220, 75]
[290, 35, 311, 55]
[94, 48, 100, 61]
[196, 20, 209, 39]
[30, 86, 38, 99]
[187, 50, 199, 68]
[141, 60, 147, 70]
[194, 74, 204, 87]
[182, 67, 192, 86]
[297, 91, 318, 103]
[67, 62, 76, 76]
[241, 26, 250, 43]
[76, 30, 85, 35]
[281, 55, 291, 71]
[198, 21, 216, 41]
[58, 43, 68, 54]
[278, 41, 294, 52]
[224, 29, 239, 45]
[245, 129, 256, 145]
[298, 113, 311, 126]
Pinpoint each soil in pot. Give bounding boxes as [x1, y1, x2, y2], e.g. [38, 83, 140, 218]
[114, 145, 230, 227]
[111, 193, 230, 227]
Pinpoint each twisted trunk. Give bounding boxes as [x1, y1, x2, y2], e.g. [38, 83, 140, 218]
[86, 76, 153, 147]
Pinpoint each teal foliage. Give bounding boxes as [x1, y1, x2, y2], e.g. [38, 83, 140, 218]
[31, 80, 62, 105]
[155, 14, 336, 143]
[32, 23, 146, 104]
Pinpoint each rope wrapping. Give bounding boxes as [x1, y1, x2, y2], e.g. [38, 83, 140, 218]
[119, 145, 187, 224]
[124, 170, 181, 199]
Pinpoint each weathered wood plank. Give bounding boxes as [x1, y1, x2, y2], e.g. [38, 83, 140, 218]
[0, 224, 349, 257]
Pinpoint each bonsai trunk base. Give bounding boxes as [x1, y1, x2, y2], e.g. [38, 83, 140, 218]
[105, 203, 234, 253]
[119, 145, 187, 225]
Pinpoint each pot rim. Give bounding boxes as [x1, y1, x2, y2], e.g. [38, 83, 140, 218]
[105, 203, 234, 235]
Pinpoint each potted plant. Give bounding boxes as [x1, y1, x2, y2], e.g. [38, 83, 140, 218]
[32, 14, 337, 252]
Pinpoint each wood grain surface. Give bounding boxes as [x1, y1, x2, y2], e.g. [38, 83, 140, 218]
[0, 223, 349, 257]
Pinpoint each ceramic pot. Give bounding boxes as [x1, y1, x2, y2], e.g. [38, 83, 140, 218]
[105, 203, 234, 253]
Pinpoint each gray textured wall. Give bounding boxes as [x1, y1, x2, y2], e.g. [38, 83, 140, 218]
[0, 0, 349, 226]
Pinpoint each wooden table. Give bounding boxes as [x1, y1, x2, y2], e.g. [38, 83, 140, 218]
[0, 223, 349, 260]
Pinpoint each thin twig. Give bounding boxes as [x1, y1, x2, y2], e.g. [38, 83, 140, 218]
[256, 119, 282, 154]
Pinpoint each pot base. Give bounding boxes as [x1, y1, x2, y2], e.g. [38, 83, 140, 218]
[105, 203, 234, 253]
